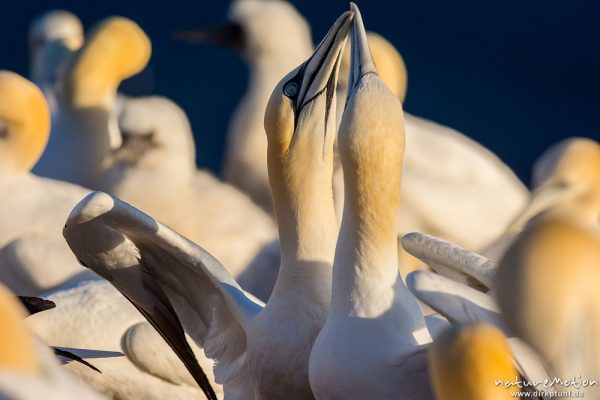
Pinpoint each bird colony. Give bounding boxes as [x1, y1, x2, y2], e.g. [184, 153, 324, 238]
[0, 2, 598, 399]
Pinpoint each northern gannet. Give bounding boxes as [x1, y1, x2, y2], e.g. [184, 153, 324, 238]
[309, 6, 433, 399]
[0, 282, 106, 400]
[98, 95, 279, 283]
[495, 140, 600, 397]
[29, 10, 84, 112]
[63, 11, 353, 399]
[0, 71, 94, 295]
[179, 0, 313, 214]
[34, 16, 150, 185]
[337, 30, 528, 254]
[429, 324, 520, 400]
[27, 280, 220, 399]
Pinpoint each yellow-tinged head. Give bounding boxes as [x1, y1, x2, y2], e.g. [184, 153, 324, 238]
[340, 31, 407, 102]
[0, 71, 50, 173]
[29, 10, 84, 55]
[338, 4, 405, 246]
[264, 11, 352, 251]
[0, 283, 39, 375]
[429, 324, 520, 400]
[497, 217, 600, 379]
[63, 17, 151, 109]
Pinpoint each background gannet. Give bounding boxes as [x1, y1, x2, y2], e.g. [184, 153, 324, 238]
[0, 282, 106, 400]
[429, 324, 520, 400]
[97, 95, 279, 283]
[0, 70, 95, 295]
[34, 16, 150, 185]
[179, 0, 313, 214]
[29, 10, 84, 112]
[27, 280, 219, 400]
[63, 11, 352, 399]
[309, 6, 433, 399]
[496, 149, 600, 397]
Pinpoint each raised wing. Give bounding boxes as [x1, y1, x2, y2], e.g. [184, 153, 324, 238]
[407, 270, 552, 389]
[402, 232, 496, 289]
[63, 192, 264, 399]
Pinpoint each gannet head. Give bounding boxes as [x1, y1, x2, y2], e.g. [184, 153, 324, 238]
[0, 283, 40, 375]
[0, 71, 50, 173]
[263, 10, 352, 257]
[62, 17, 151, 109]
[337, 4, 405, 242]
[29, 10, 83, 56]
[429, 324, 519, 400]
[506, 137, 600, 232]
[339, 31, 408, 109]
[177, 0, 312, 64]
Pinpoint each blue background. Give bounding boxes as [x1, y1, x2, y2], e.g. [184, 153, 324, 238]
[2, 0, 599, 184]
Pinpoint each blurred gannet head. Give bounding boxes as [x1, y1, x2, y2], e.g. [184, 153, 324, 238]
[264, 10, 352, 249]
[429, 324, 519, 400]
[29, 10, 84, 56]
[506, 137, 600, 232]
[337, 4, 405, 242]
[177, 0, 312, 64]
[0, 71, 50, 173]
[62, 17, 151, 109]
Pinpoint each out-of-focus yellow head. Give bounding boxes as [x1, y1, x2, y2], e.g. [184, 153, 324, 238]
[0, 71, 50, 173]
[0, 283, 39, 374]
[429, 324, 519, 400]
[63, 17, 151, 109]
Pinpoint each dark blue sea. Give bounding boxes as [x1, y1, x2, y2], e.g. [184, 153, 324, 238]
[2, 0, 599, 183]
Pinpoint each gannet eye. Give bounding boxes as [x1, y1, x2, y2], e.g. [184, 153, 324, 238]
[283, 81, 298, 98]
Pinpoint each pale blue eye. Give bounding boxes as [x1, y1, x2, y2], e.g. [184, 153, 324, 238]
[283, 82, 298, 98]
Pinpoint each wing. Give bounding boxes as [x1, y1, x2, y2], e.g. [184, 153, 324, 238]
[407, 270, 552, 388]
[63, 192, 264, 400]
[401, 232, 496, 289]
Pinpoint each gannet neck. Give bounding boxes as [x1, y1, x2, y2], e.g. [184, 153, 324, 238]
[62, 17, 151, 110]
[264, 11, 353, 298]
[0, 71, 50, 173]
[430, 324, 519, 400]
[0, 283, 40, 375]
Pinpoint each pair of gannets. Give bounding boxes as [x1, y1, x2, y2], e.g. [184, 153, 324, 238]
[0, 282, 106, 400]
[192, 0, 527, 252]
[0, 71, 95, 295]
[32, 15, 279, 287]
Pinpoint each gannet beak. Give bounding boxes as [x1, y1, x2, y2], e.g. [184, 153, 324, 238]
[173, 23, 244, 50]
[295, 11, 354, 111]
[348, 3, 377, 98]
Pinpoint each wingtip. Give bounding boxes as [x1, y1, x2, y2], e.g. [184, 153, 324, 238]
[65, 191, 115, 228]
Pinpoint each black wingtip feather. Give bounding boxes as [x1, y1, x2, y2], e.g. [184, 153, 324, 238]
[17, 296, 56, 315]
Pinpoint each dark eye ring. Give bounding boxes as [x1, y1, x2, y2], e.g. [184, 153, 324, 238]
[283, 81, 298, 98]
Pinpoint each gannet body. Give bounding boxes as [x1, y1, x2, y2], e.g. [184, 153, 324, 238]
[0, 71, 94, 295]
[64, 12, 352, 399]
[309, 6, 433, 399]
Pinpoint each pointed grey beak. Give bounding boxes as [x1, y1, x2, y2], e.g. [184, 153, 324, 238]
[295, 11, 354, 110]
[348, 3, 377, 97]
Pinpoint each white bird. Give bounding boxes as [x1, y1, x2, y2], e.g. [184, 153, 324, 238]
[308, 6, 433, 399]
[29, 10, 84, 112]
[98, 95, 279, 283]
[483, 137, 600, 259]
[429, 323, 520, 400]
[0, 282, 106, 400]
[179, 0, 314, 214]
[27, 280, 220, 400]
[336, 30, 528, 254]
[495, 139, 600, 397]
[63, 11, 352, 399]
[34, 17, 279, 290]
[0, 71, 94, 295]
